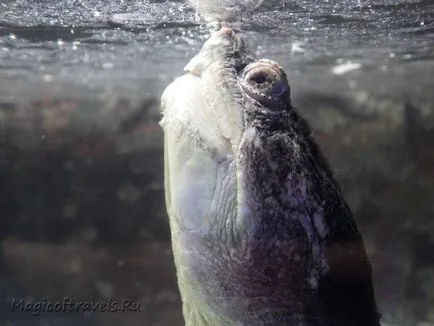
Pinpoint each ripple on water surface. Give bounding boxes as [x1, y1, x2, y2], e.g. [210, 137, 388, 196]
[0, 0, 433, 99]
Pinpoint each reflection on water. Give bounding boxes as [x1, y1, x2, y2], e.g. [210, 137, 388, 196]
[0, 0, 433, 325]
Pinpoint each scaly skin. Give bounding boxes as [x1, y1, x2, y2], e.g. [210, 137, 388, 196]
[160, 27, 381, 326]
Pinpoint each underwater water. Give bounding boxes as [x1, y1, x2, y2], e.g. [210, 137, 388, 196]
[0, 0, 433, 325]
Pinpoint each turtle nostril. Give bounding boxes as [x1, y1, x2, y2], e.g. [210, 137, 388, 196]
[219, 26, 233, 36]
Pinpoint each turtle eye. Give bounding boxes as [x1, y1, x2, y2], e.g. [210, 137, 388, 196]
[239, 59, 290, 107]
[271, 81, 286, 97]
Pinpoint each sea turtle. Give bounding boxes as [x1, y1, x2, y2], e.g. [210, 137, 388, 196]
[160, 26, 381, 326]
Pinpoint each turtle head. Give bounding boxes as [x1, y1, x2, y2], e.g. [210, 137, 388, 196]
[160, 27, 379, 326]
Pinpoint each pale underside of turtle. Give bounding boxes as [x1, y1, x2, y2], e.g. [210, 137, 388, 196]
[160, 27, 381, 326]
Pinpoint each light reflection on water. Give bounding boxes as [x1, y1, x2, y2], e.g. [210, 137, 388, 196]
[0, 0, 433, 99]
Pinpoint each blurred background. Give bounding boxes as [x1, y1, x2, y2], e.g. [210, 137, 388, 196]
[0, 0, 433, 325]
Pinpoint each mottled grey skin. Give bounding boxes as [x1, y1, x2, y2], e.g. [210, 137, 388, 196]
[160, 27, 380, 326]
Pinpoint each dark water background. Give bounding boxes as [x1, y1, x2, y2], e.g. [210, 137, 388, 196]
[0, 0, 433, 325]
